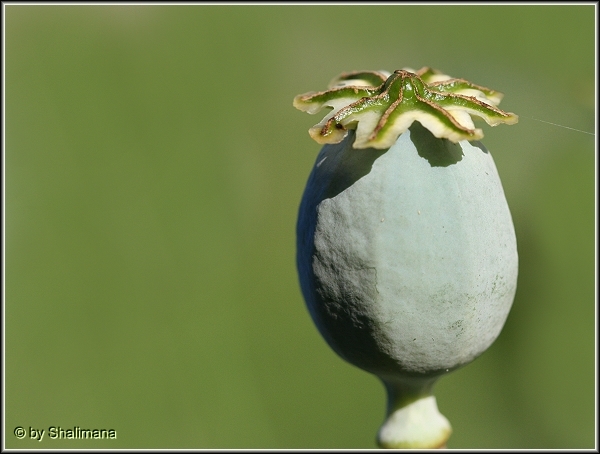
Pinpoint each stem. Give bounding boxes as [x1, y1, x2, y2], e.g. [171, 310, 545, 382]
[377, 377, 451, 449]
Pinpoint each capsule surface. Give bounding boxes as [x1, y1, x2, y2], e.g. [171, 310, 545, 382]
[297, 123, 518, 380]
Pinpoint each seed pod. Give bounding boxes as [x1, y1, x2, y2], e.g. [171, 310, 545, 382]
[295, 68, 518, 449]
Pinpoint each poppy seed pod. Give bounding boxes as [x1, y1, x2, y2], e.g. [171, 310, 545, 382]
[294, 68, 518, 448]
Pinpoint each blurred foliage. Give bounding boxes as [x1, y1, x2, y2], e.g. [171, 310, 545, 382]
[5, 4, 595, 449]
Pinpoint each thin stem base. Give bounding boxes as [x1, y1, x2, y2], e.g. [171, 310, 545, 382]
[377, 382, 451, 449]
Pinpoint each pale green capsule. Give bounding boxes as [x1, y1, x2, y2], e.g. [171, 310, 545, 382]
[295, 68, 518, 449]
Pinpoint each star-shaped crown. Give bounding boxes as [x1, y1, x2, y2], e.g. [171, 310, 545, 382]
[294, 67, 518, 149]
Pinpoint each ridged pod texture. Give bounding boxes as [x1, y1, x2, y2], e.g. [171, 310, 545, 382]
[297, 123, 518, 380]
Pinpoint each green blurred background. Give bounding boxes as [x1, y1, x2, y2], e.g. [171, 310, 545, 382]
[5, 5, 595, 449]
